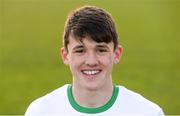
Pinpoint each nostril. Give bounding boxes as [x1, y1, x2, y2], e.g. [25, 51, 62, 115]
[86, 63, 98, 67]
[85, 59, 99, 66]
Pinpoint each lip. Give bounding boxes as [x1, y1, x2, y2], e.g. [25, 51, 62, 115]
[81, 69, 102, 77]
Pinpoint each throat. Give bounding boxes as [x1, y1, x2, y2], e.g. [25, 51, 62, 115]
[72, 84, 114, 108]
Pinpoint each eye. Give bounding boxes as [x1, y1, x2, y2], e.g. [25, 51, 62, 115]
[74, 49, 85, 53]
[97, 49, 108, 53]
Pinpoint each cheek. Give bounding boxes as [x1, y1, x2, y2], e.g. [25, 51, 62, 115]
[69, 56, 83, 70]
[99, 55, 114, 66]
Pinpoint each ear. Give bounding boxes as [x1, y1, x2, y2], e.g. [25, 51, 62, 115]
[60, 47, 69, 65]
[113, 45, 123, 64]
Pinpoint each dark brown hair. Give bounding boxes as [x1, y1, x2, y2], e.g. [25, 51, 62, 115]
[63, 5, 119, 51]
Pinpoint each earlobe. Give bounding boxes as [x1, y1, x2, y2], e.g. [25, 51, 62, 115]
[114, 45, 123, 64]
[60, 47, 69, 65]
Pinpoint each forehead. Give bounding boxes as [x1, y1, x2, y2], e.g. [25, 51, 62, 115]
[68, 36, 114, 49]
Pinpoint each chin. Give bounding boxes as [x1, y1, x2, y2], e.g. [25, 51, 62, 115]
[83, 82, 103, 91]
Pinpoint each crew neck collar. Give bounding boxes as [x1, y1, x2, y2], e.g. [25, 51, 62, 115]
[67, 84, 119, 114]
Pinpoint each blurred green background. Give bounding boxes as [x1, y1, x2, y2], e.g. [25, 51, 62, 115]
[1, 0, 180, 114]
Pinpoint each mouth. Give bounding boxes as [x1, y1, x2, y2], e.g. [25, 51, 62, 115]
[81, 69, 102, 76]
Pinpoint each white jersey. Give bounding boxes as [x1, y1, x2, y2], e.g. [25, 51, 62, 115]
[25, 84, 164, 116]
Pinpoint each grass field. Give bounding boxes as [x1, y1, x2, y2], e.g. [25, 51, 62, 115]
[1, 0, 180, 114]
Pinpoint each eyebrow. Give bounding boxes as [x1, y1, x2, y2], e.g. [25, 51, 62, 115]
[72, 45, 84, 50]
[72, 44, 110, 50]
[96, 44, 109, 49]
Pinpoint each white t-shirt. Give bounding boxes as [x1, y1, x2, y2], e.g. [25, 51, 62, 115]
[25, 84, 164, 116]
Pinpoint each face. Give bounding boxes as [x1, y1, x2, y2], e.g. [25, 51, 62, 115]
[61, 36, 122, 90]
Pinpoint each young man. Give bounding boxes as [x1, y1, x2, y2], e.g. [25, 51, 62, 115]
[25, 5, 164, 115]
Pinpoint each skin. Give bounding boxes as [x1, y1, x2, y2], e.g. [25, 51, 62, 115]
[61, 35, 123, 108]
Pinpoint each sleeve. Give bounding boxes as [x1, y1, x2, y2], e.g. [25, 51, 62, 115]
[25, 102, 39, 116]
[157, 108, 165, 116]
[24, 99, 45, 116]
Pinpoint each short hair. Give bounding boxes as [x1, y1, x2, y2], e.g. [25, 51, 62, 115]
[63, 5, 119, 51]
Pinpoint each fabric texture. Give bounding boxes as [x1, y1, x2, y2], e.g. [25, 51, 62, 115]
[25, 84, 164, 116]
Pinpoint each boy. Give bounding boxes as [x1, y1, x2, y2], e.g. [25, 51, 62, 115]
[25, 5, 164, 115]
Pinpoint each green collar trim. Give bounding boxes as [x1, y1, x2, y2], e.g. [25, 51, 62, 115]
[67, 84, 119, 114]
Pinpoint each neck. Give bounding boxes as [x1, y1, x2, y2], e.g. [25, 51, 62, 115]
[72, 81, 114, 108]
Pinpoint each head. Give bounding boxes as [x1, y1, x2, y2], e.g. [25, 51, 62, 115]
[63, 5, 119, 52]
[61, 5, 123, 90]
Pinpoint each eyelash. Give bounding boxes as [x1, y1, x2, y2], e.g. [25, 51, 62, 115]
[97, 49, 108, 52]
[75, 49, 85, 53]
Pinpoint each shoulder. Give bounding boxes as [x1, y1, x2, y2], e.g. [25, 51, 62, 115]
[116, 85, 164, 115]
[25, 84, 69, 116]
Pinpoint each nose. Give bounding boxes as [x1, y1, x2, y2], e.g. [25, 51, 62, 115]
[85, 52, 99, 67]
